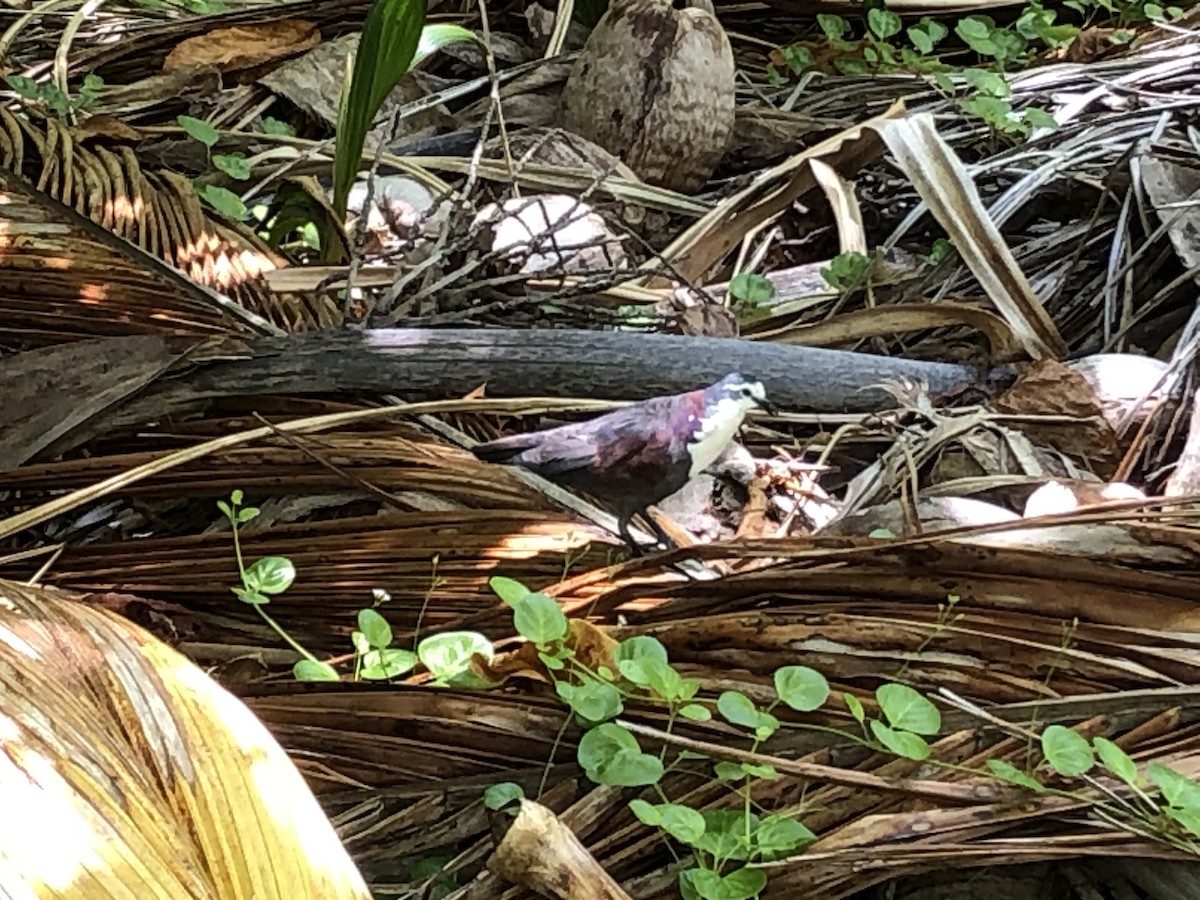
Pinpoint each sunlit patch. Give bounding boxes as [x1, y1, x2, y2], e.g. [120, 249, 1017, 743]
[0, 741, 104, 892]
[167, 653, 367, 885]
[0, 625, 41, 660]
[78, 283, 109, 305]
[104, 194, 143, 227]
[175, 231, 276, 291]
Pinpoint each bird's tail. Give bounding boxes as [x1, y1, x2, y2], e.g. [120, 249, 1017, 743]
[470, 432, 539, 464]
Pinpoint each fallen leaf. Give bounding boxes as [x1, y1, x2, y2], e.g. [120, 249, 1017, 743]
[163, 20, 321, 73]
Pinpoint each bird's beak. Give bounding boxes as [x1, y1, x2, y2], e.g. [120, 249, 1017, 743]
[758, 398, 780, 417]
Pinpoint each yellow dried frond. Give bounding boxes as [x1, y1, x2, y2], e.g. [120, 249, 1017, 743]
[0, 579, 370, 900]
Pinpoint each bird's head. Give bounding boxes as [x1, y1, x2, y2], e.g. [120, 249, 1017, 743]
[708, 373, 777, 416]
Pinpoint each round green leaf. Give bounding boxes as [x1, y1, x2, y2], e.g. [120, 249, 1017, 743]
[658, 804, 705, 845]
[986, 759, 1044, 793]
[360, 648, 417, 680]
[201, 184, 248, 220]
[867, 7, 902, 38]
[679, 703, 711, 722]
[629, 798, 661, 826]
[774, 665, 829, 712]
[358, 607, 393, 648]
[483, 781, 524, 810]
[565, 680, 623, 724]
[615, 635, 669, 665]
[293, 659, 340, 681]
[418, 630, 494, 682]
[876, 683, 940, 735]
[1149, 762, 1200, 810]
[870, 721, 930, 761]
[1041, 725, 1096, 777]
[244, 556, 296, 595]
[488, 576, 530, 606]
[1093, 737, 1138, 787]
[512, 592, 568, 644]
[717, 691, 759, 729]
[729, 271, 775, 305]
[177, 114, 219, 146]
[753, 814, 815, 859]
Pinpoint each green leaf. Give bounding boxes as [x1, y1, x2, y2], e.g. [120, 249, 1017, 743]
[728, 271, 775, 306]
[512, 592, 568, 644]
[178, 114, 219, 147]
[717, 691, 759, 729]
[876, 683, 940, 735]
[956, 15, 992, 40]
[230, 489, 244, 505]
[489, 575, 530, 606]
[200, 184, 248, 220]
[538, 650, 565, 671]
[690, 866, 766, 900]
[232, 587, 269, 605]
[679, 703, 711, 721]
[333, 0, 429, 217]
[563, 680, 623, 724]
[779, 43, 815, 74]
[1167, 805, 1200, 839]
[236, 506, 259, 523]
[817, 13, 848, 41]
[294, 659, 340, 681]
[909, 27, 934, 54]
[1022, 107, 1059, 130]
[695, 809, 757, 862]
[260, 116, 296, 136]
[244, 556, 296, 595]
[714, 760, 747, 781]
[358, 607, 393, 648]
[1149, 763, 1200, 810]
[629, 798, 662, 826]
[986, 759, 1045, 793]
[577, 724, 663, 787]
[1041, 725, 1096, 777]
[845, 693, 866, 725]
[962, 67, 1010, 98]
[753, 814, 815, 859]
[658, 804, 706, 845]
[418, 630, 494, 684]
[6, 74, 40, 100]
[483, 781, 524, 810]
[212, 152, 252, 180]
[1093, 737, 1138, 787]
[870, 721, 930, 760]
[360, 647, 417, 680]
[412, 22, 482, 68]
[774, 665, 829, 712]
[867, 7, 902, 38]
[216, 500, 232, 519]
[351, 630, 371, 655]
[615, 635, 669, 665]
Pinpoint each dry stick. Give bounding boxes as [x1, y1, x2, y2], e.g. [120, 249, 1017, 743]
[616, 719, 1002, 806]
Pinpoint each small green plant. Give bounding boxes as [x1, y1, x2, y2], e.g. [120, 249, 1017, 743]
[219, 490, 338, 681]
[178, 115, 253, 220]
[820, 250, 876, 293]
[6, 73, 102, 120]
[727, 271, 776, 318]
[219, 490, 494, 685]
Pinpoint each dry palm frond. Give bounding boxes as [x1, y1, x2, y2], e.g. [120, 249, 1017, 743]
[0, 112, 334, 338]
[0, 577, 371, 899]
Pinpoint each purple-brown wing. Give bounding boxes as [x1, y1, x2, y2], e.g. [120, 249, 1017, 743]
[472, 391, 704, 477]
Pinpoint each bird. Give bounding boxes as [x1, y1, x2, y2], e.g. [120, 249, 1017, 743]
[470, 374, 777, 554]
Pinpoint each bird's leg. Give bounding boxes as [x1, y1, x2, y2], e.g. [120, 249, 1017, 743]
[618, 516, 646, 557]
[641, 509, 676, 551]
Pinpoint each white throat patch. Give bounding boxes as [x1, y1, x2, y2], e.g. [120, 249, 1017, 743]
[687, 395, 753, 477]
